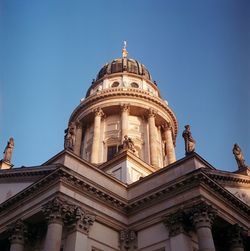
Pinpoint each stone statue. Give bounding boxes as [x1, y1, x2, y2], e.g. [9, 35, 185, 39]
[182, 125, 196, 155]
[64, 122, 76, 151]
[233, 143, 246, 169]
[123, 135, 136, 153]
[3, 137, 14, 163]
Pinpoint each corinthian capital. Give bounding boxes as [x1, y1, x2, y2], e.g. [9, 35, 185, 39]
[42, 197, 67, 224]
[8, 219, 28, 245]
[190, 202, 217, 229]
[119, 229, 137, 251]
[121, 103, 130, 113]
[148, 108, 157, 118]
[94, 107, 104, 117]
[163, 211, 189, 237]
[162, 122, 172, 131]
[66, 206, 95, 235]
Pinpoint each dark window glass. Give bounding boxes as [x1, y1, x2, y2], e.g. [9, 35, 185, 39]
[130, 82, 139, 88]
[111, 81, 119, 87]
[107, 145, 117, 161]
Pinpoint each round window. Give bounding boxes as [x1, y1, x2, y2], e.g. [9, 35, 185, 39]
[130, 82, 139, 88]
[111, 81, 119, 88]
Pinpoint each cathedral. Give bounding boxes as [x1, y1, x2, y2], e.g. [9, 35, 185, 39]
[0, 45, 249, 251]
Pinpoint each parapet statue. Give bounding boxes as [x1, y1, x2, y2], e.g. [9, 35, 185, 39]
[120, 135, 136, 153]
[233, 143, 246, 169]
[3, 137, 14, 163]
[64, 122, 76, 151]
[182, 125, 196, 155]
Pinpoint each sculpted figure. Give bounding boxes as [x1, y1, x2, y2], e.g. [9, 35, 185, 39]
[182, 125, 196, 155]
[233, 143, 246, 169]
[122, 135, 136, 153]
[3, 137, 14, 163]
[64, 122, 76, 151]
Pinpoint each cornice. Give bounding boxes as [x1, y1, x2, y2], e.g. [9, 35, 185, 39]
[0, 163, 249, 223]
[69, 88, 178, 136]
[0, 165, 57, 179]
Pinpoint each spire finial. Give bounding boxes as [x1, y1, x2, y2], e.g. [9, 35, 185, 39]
[122, 41, 128, 58]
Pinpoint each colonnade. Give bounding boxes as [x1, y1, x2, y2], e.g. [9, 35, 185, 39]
[82, 105, 176, 166]
[164, 203, 246, 251]
[8, 197, 95, 251]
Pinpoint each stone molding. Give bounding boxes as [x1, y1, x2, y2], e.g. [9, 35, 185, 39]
[119, 229, 137, 251]
[1, 167, 250, 222]
[69, 88, 178, 133]
[8, 219, 28, 245]
[163, 210, 189, 237]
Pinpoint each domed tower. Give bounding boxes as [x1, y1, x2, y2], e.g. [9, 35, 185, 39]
[65, 45, 178, 183]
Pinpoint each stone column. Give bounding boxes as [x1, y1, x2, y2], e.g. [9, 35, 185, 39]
[119, 229, 137, 251]
[64, 207, 95, 251]
[162, 122, 176, 164]
[229, 224, 245, 251]
[164, 212, 192, 251]
[148, 108, 158, 167]
[74, 121, 83, 156]
[190, 203, 217, 251]
[121, 104, 130, 142]
[42, 197, 65, 251]
[91, 107, 104, 164]
[9, 219, 27, 251]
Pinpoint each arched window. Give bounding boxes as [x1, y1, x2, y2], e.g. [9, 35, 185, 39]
[130, 82, 139, 88]
[111, 81, 119, 88]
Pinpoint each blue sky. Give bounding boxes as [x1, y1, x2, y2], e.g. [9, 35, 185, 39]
[0, 0, 249, 171]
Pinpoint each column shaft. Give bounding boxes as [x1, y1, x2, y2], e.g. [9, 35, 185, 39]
[64, 230, 88, 251]
[196, 226, 215, 251]
[163, 123, 176, 164]
[74, 123, 83, 156]
[10, 243, 25, 251]
[43, 221, 63, 251]
[148, 110, 158, 167]
[91, 108, 103, 164]
[121, 104, 129, 142]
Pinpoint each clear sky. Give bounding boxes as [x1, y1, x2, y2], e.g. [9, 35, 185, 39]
[0, 0, 249, 171]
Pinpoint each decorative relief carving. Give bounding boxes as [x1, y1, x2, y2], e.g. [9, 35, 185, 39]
[121, 103, 130, 113]
[8, 219, 28, 245]
[189, 202, 217, 229]
[163, 211, 189, 237]
[228, 224, 245, 249]
[94, 107, 104, 117]
[66, 206, 95, 235]
[42, 197, 95, 234]
[119, 229, 137, 251]
[148, 108, 157, 118]
[234, 191, 250, 206]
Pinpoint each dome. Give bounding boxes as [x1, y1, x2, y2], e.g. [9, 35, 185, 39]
[96, 58, 153, 81]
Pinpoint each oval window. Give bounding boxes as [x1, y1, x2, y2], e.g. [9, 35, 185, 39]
[111, 81, 119, 88]
[130, 82, 139, 88]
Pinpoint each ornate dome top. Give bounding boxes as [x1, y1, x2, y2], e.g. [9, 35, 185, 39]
[96, 57, 153, 81]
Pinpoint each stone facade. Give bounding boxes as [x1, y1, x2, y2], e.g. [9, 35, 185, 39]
[0, 52, 249, 250]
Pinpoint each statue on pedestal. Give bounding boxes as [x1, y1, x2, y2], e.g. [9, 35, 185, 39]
[182, 125, 196, 155]
[233, 143, 246, 169]
[64, 122, 76, 151]
[3, 137, 14, 163]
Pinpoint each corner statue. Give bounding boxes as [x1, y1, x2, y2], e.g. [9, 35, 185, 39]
[233, 143, 246, 169]
[182, 125, 196, 155]
[64, 122, 76, 151]
[3, 137, 14, 163]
